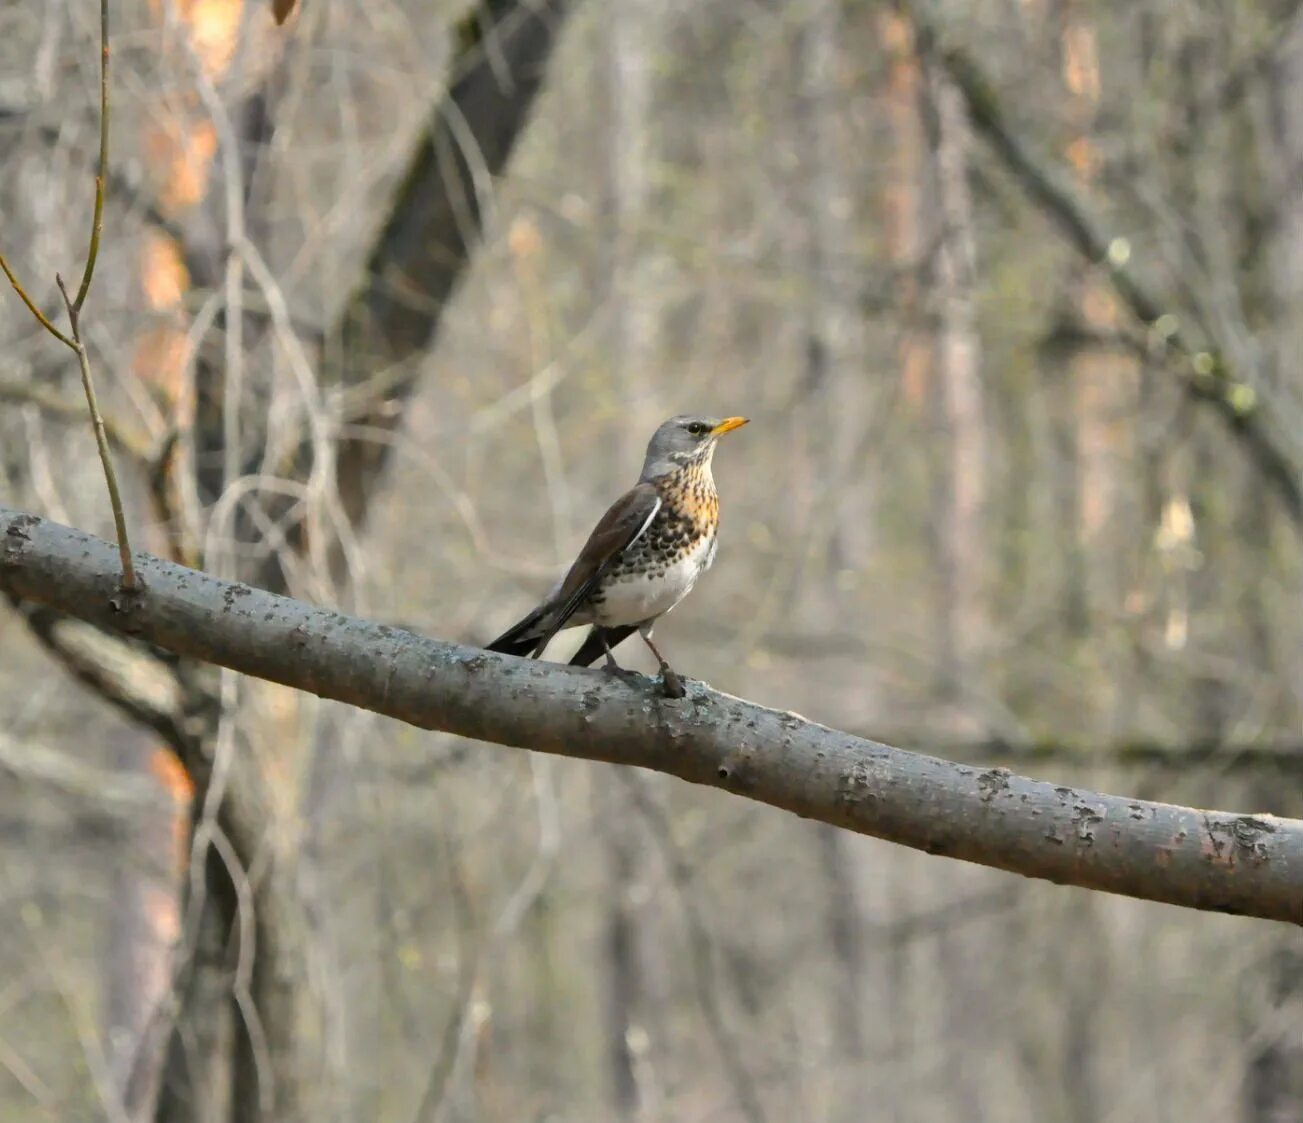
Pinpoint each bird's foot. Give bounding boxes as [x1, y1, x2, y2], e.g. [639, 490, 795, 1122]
[601, 660, 644, 684]
[658, 664, 686, 699]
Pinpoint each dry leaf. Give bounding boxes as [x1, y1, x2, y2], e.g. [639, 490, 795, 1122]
[272, 0, 296, 25]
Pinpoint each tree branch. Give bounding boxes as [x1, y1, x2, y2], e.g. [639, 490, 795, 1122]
[2, 504, 1301, 925]
[0, 378, 150, 462]
[56, 273, 137, 590]
[0, 732, 164, 810]
[868, 735, 1303, 774]
[6, 600, 195, 755]
[326, 0, 572, 528]
[907, 6, 1303, 523]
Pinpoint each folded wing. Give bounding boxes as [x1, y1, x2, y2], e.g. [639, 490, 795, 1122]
[486, 483, 662, 658]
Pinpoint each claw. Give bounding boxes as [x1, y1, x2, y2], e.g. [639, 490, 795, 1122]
[601, 661, 643, 682]
[659, 666, 686, 699]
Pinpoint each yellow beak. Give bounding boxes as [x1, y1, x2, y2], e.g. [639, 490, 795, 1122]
[710, 416, 749, 437]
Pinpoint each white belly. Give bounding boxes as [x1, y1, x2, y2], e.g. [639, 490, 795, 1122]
[592, 535, 714, 627]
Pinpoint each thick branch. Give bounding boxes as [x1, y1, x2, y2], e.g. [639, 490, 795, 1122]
[871, 736, 1303, 773]
[2, 504, 1301, 925]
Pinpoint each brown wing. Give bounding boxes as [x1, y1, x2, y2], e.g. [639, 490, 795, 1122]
[558, 483, 661, 604]
[528, 483, 661, 654]
[486, 483, 660, 658]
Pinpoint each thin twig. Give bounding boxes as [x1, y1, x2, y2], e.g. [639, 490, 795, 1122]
[57, 274, 137, 590]
[73, 0, 109, 313]
[0, 0, 137, 591]
[71, 0, 131, 589]
[0, 253, 75, 348]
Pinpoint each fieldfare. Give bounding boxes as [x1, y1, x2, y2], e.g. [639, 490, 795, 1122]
[487, 414, 748, 697]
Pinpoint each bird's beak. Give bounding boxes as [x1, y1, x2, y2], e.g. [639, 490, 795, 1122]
[710, 416, 749, 437]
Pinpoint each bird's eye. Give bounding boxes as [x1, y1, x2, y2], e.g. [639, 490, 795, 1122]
[686, 421, 706, 436]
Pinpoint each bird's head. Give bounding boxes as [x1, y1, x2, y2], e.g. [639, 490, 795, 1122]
[639, 414, 748, 480]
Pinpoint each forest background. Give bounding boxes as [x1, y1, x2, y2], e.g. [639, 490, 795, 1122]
[2, 0, 1303, 1120]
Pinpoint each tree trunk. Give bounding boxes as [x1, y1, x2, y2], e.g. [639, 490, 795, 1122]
[1247, 16, 1303, 1067]
[924, 57, 987, 720]
[104, 742, 189, 1121]
[599, 779, 642, 1117]
[816, 824, 864, 1120]
[797, 0, 873, 624]
[127, 3, 579, 1120]
[598, 4, 658, 1112]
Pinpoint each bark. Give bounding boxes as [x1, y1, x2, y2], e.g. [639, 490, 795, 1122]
[104, 742, 187, 1122]
[152, 842, 241, 1123]
[5, 506, 1303, 926]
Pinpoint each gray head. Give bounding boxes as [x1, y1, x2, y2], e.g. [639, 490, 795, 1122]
[638, 414, 748, 481]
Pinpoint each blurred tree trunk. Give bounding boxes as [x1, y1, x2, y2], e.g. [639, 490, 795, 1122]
[923, 55, 986, 721]
[1246, 19, 1303, 1106]
[112, 4, 258, 1117]
[103, 742, 189, 1121]
[139, 6, 324, 1116]
[11, 3, 582, 1121]
[879, 9, 930, 412]
[1059, 6, 1135, 629]
[600, 782, 642, 1117]
[607, 0, 658, 441]
[796, 8, 871, 1104]
[598, 3, 658, 1113]
[816, 824, 864, 1111]
[797, 0, 873, 617]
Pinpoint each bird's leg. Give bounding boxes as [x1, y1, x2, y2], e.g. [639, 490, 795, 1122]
[639, 628, 686, 699]
[599, 631, 641, 680]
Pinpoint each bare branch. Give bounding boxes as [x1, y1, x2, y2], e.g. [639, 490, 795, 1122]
[327, 0, 573, 528]
[0, 378, 149, 462]
[5, 600, 192, 753]
[55, 274, 137, 590]
[0, 253, 75, 349]
[3, 505, 1302, 926]
[1, 0, 136, 590]
[906, 4, 1303, 523]
[872, 735, 1303, 774]
[0, 732, 164, 810]
[72, 0, 109, 313]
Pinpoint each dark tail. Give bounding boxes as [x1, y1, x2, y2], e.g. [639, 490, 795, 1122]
[486, 606, 550, 658]
[568, 625, 637, 667]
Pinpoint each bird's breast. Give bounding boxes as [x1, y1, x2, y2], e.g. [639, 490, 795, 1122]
[586, 465, 721, 626]
[589, 529, 716, 626]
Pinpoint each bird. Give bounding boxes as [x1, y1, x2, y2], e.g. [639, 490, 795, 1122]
[486, 414, 749, 698]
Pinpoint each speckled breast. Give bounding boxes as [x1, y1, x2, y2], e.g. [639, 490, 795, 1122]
[628, 464, 718, 570]
[588, 464, 720, 625]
